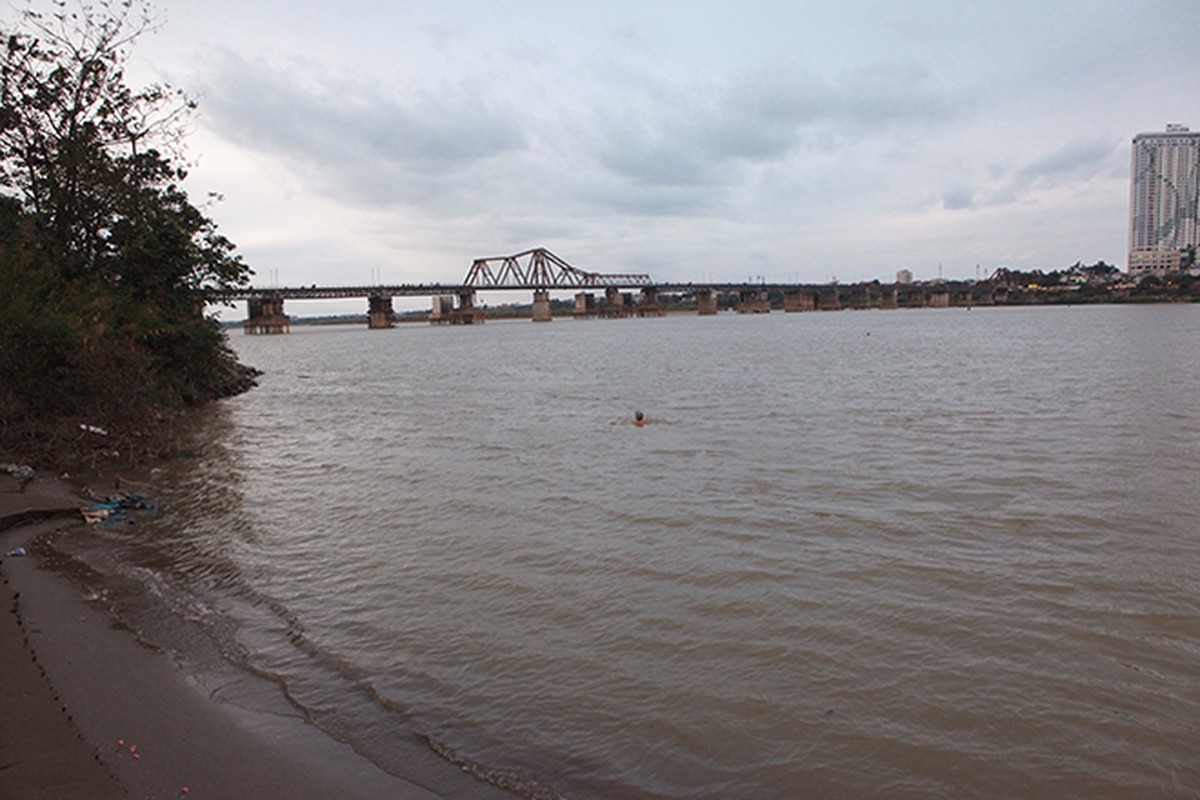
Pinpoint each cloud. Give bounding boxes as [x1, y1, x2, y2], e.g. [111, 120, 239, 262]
[196, 51, 525, 208]
[586, 57, 964, 221]
[1015, 138, 1121, 184]
[937, 137, 1123, 211]
[193, 39, 971, 233]
[702, 60, 959, 159]
[941, 187, 978, 211]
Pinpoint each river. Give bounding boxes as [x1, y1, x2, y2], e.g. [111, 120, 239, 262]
[50, 304, 1200, 798]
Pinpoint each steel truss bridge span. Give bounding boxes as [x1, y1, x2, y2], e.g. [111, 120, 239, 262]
[215, 248, 657, 303]
[464, 247, 650, 288]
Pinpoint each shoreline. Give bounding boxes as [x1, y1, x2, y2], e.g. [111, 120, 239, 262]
[0, 479, 483, 800]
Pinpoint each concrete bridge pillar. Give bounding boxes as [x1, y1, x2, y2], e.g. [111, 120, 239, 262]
[696, 288, 718, 315]
[971, 284, 995, 306]
[879, 286, 899, 310]
[928, 287, 950, 308]
[737, 288, 771, 313]
[429, 295, 453, 324]
[430, 292, 483, 324]
[783, 289, 816, 312]
[368, 293, 395, 329]
[601, 286, 627, 318]
[457, 290, 483, 324]
[574, 292, 596, 318]
[848, 285, 872, 310]
[638, 287, 664, 317]
[817, 286, 842, 311]
[532, 289, 552, 322]
[243, 296, 290, 334]
[897, 286, 924, 308]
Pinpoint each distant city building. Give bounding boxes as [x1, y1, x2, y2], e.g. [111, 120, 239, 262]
[1128, 124, 1200, 274]
[895, 269, 914, 284]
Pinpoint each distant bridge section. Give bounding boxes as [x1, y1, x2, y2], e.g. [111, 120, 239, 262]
[216, 284, 471, 301]
[464, 247, 651, 289]
[211, 246, 1013, 333]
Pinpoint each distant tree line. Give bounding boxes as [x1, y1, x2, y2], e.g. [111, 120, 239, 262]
[993, 261, 1122, 288]
[0, 1, 253, 466]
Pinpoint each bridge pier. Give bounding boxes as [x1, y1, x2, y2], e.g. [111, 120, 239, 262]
[783, 289, 817, 312]
[848, 285, 872, 310]
[696, 288, 718, 315]
[927, 287, 950, 308]
[532, 289, 552, 322]
[601, 287, 630, 318]
[896, 286, 924, 308]
[457, 290, 483, 323]
[638, 287, 664, 317]
[971, 284, 995, 306]
[737, 288, 771, 313]
[879, 286, 899, 309]
[368, 293, 395, 328]
[429, 291, 483, 324]
[574, 292, 597, 318]
[243, 296, 289, 334]
[817, 286, 842, 311]
[429, 295, 454, 323]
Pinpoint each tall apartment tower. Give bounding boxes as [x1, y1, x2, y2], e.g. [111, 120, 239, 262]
[1128, 124, 1200, 274]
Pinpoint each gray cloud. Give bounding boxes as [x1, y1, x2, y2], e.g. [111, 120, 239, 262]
[197, 52, 525, 207]
[941, 187, 978, 211]
[704, 60, 959, 160]
[588, 58, 963, 221]
[939, 137, 1123, 211]
[1016, 138, 1121, 184]
[599, 136, 723, 188]
[195, 41, 969, 229]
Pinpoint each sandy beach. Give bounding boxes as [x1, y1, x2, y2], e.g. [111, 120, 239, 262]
[0, 476, 453, 800]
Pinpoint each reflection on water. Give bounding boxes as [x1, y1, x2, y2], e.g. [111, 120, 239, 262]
[52, 306, 1200, 798]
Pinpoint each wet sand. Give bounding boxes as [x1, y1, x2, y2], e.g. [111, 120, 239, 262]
[0, 477, 446, 800]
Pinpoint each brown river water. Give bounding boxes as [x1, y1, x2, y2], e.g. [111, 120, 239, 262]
[48, 304, 1200, 798]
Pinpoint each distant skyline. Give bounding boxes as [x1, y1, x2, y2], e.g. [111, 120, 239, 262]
[21, 0, 1200, 312]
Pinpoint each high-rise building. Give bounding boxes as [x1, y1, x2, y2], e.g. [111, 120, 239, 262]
[1128, 124, 1200, 274]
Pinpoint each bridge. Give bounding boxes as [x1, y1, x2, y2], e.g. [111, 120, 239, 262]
[217, 247, 1002, 333]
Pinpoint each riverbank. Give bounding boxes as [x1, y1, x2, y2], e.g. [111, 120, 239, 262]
[0, 477, 450, 800]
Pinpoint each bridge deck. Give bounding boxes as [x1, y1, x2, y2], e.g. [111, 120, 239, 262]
[214, 282, 958, 302]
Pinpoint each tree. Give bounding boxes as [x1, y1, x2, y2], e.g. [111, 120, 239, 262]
[0, 0, 247, 291]
[0, 0, 254, 465]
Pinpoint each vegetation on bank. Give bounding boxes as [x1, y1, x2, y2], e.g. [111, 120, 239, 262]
[0, 1, 254, 469]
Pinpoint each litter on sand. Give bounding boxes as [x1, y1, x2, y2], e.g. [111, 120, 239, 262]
[2, 463, 35, 491]
[81, 492, 158, 525]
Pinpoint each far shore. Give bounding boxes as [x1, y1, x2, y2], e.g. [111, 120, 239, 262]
[0, 477, 506, 800]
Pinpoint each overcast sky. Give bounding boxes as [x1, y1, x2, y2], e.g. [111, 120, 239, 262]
[78, 1, 1200, 294]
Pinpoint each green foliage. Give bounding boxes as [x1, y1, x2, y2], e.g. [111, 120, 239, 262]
[0, 1, 253, 466]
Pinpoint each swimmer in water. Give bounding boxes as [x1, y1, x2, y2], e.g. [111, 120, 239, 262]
[634, 411, 645, 426]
